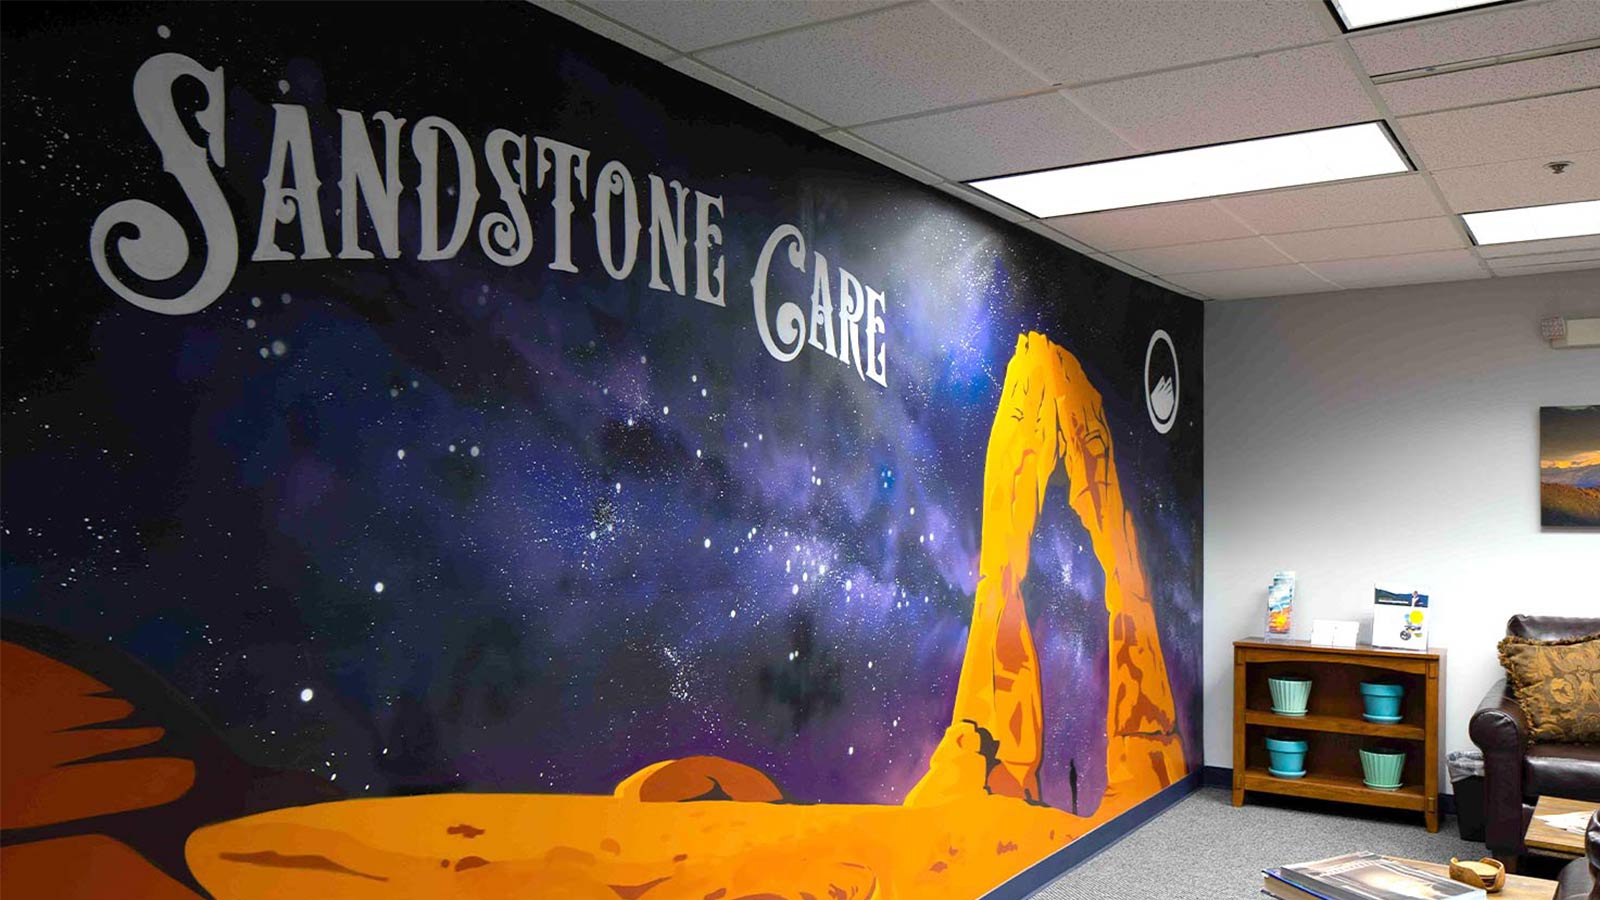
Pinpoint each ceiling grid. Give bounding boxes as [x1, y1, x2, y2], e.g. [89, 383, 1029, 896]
[1316, 3, 1497, 285]
[535, 0, 1600, 299]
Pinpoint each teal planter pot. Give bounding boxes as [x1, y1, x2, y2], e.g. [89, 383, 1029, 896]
[1266, 737, 1308, 778]
[1360, 747, 1406, 790]
[1360, 681, 1405, 723]
[1268, 676, 1312, 717]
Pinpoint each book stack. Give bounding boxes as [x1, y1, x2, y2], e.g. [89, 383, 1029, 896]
[1263, 853, 1484, 900]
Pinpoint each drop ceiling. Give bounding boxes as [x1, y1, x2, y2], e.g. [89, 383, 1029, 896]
[535, 0, 1600, 300]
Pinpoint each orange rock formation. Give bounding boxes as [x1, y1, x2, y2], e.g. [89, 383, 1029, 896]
[906, 333, 1184, 812]
[613, 756, 784, 803]
[185, 790, 1091, 900]
[0, 640, 204, 900]
[1, 643, 196, 830]
[3, 835, 203, 900]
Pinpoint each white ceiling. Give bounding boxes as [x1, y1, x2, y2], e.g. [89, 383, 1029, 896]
[535, 0, 1600, 300]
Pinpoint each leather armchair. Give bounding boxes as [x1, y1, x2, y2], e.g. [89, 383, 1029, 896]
[1553, 811, 1599, 900]
[1468, 615, 1600, 863]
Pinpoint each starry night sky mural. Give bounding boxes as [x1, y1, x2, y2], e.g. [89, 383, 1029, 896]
[2, 4, 1202, 897]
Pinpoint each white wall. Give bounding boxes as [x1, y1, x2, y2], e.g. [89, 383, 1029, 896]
[1203, 269, 1600, 787]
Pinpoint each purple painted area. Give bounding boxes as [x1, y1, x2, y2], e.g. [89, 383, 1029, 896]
[0, 3, 1203, 808]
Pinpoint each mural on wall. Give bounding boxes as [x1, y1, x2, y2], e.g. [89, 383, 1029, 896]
[1540, 405, 1600, 527]
[0, 4, 1202, 899]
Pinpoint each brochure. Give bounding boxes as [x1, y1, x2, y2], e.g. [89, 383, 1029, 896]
[1267, 570, 1296, 636]
[1371, 588, 1430, 650]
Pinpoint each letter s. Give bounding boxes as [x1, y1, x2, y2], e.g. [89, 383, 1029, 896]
[478, 129, 532, 267]
[90, 53, 237, 315]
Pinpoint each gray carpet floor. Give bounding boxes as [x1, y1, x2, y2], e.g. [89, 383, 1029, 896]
[1030, 787, 1499, 899]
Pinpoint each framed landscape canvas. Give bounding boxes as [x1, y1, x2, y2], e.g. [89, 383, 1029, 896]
[1540, 405, 1600, 527]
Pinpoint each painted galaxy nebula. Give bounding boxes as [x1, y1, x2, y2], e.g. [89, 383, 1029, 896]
[1, 0, 1200, 860]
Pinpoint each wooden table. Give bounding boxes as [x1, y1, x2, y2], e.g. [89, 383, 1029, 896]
[1392, 857, 1557, 899]
[1526, 795, 1597, 858]
[1233, 638, 1445, 831]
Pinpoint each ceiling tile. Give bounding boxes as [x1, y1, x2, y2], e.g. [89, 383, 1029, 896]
[579, 0, 894, 52]
[1166, 264, 1337, 300]
[931, 182, 1031, 223]
[820, 131, 942, 184]
[1069, 44, 1377, 152]
[668, 58, 831, 130]
[1377, 48, 1600, 116]
[1117, 237, 1294, 275]
[1044, 200, 1253, 251]
[1304, 249, 1487, 289]
[1220, 175, 1446, 232]
[1349, 0, 1600, 75]
[1432, 149, 1600, 212]
[1399, 88, 1600, 169]
[1475, 233, 1600, 258]
[1486, 247, 1600, 268]
[944, 0, 1331, 86]
[533, 1, 678, 60]
[1486, 258, 1600, 276]
[695, 4, 1044, 127]
[850, 92, 1133, 181]
[1509, 247, 1600, 265]
[1268, 217, 1467, 262]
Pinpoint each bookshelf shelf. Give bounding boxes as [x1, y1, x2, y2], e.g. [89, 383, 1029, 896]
[1240, 767, 1425, 811]
[1242, 709, 1425, 741]
[1232, 638, 1445, 832]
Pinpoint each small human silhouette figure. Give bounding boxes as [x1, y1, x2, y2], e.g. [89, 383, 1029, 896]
[1069, 758, 1080, 815]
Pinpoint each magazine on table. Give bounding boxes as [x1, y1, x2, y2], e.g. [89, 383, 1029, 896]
[1264, 852, 1484, 900]
[1263, 877, 1351, 900]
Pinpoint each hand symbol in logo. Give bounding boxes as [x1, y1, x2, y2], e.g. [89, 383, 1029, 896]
[1149, 376, 1175, 422]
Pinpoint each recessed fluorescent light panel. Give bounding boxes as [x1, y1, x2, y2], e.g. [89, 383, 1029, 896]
[1461, 200, 1600, 245]
[1329, 0, 1508, 30]
[967, 122, 1410, 218]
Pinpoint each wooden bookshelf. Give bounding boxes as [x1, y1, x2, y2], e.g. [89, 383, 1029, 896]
[1232, 638, 1445, 832]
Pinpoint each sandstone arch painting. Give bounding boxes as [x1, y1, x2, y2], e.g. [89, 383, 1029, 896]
[5, 335, 1189, 900]
[2, 5, 1201, 898]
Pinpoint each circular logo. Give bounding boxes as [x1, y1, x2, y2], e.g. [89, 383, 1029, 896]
[1144, 330, 1179, 434]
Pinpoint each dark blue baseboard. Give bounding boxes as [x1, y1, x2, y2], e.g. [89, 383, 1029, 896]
[1201, 765, 1457, 815]
[980, 769, 1204, 900]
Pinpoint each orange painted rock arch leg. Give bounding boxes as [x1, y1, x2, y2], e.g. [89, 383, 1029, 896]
[906, 333, 1184, 812]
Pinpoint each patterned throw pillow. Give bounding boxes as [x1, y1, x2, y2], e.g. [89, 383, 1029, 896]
[1498, 632, 1600, 744]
